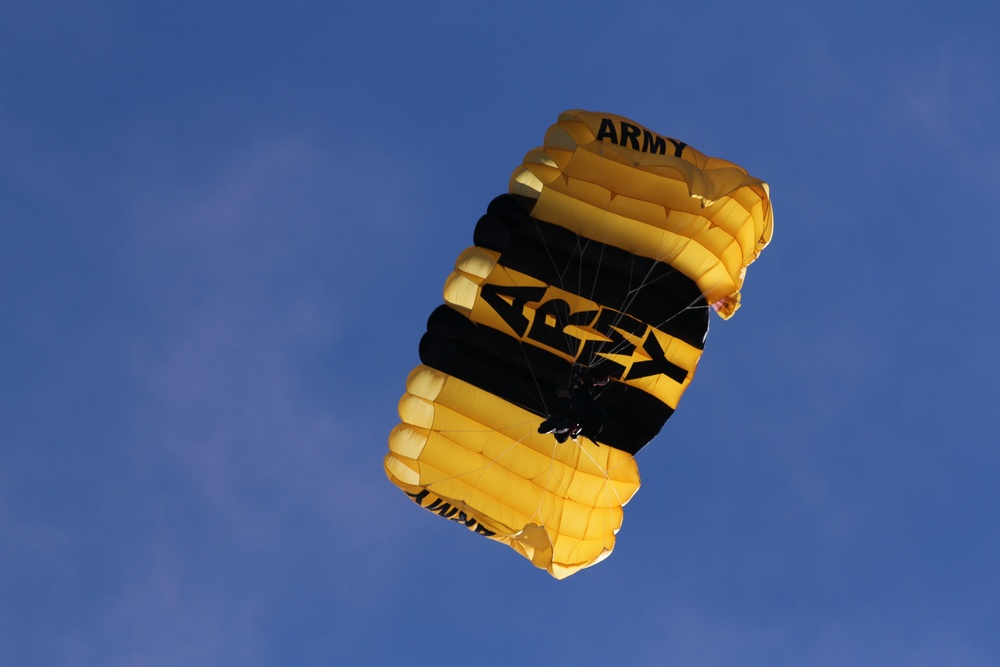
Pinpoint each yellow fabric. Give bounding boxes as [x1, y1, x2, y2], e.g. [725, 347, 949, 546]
[510, 109, 772, 318]
[386, 366, 641, 579]
[443, 251, 702, 411]
[386, 110, 772, 578]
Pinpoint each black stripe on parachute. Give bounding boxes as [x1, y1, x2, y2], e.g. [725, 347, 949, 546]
[418, 194, 709, 455]
[475, 195, 708, 350]
[420, 304, 669, 454]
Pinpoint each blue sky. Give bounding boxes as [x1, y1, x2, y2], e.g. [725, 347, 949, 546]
[2, 2, 999, 665]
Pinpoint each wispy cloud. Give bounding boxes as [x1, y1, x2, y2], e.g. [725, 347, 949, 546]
[14, 134, 421, 664]
[886, 38, 1000, 197]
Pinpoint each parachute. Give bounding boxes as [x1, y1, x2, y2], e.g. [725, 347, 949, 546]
[385, 110, 773, 578]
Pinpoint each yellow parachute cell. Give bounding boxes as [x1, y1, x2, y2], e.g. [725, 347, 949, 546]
[385, 110, 773, 578]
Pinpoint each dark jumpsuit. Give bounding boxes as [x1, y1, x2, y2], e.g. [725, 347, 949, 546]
[537, 365, 610, 443]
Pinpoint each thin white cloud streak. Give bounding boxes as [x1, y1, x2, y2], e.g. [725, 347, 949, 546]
[631, 598, 993, 667]
[891, 42, 994, 142]
[885, 38, 1000, 198]
[51, 134, 425, 665]
[126, 135, 344, 524]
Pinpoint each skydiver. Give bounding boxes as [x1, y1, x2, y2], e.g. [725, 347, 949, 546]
[537, 364, 610, 443]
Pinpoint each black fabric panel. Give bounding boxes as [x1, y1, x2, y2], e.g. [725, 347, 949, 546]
[420, 305, 671, 455]
[474, 194, 709, 350]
